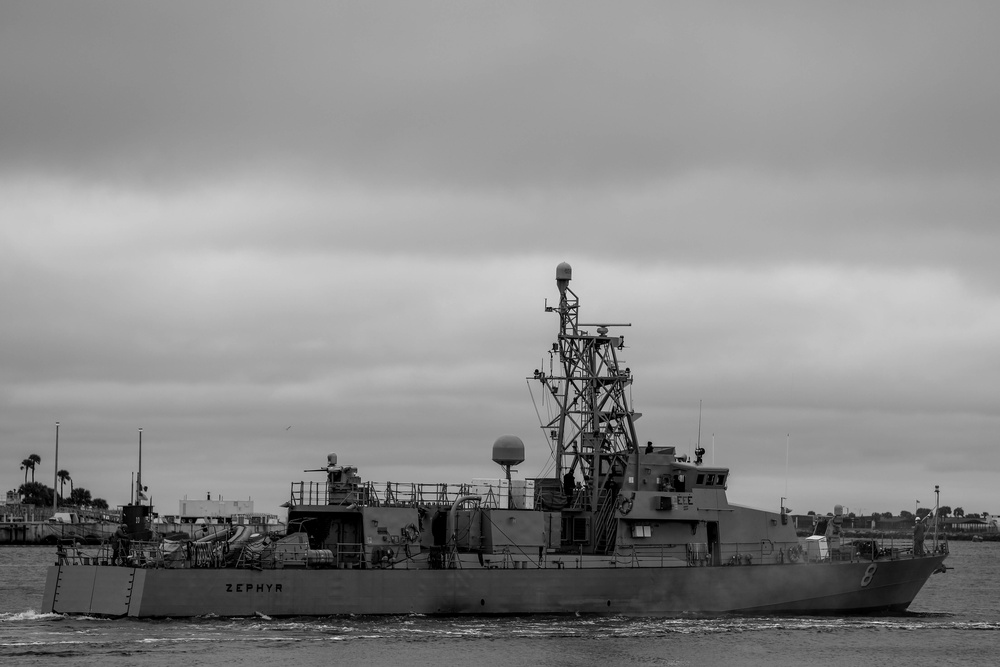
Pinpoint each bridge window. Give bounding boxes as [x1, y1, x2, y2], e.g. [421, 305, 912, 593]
[630, 524, 652, 538]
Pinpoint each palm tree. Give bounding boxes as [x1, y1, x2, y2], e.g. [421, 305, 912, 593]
[18, 481, 53, 507]
[70, 487, 92, 507]
[21, 458, 34, 484]
[57, 470, 71, 504]
[28, 453, 41, 483]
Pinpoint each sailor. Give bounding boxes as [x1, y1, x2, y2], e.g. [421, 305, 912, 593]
[913, 517, 926, 556]
[645, 441, 654, 454]
[603, 475, 619, 498]
[111, 524, 130, 565]
[562, 471, 574, 499]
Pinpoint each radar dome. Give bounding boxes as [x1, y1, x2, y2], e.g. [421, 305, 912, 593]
[492, 435, 525, 467]
[556, 262, 572, 281]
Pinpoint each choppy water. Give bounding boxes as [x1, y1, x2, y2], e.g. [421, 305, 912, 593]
[2, 541, 997, 666]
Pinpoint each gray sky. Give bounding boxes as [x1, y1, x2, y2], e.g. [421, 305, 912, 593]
[3, 1, 998, 519]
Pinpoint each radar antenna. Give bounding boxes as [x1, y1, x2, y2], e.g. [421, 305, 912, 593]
[532, 262, 637, 511]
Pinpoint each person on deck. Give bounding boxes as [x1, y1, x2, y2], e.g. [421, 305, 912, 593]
[111, 524, 130, 565]
[913, 518, 926, 556]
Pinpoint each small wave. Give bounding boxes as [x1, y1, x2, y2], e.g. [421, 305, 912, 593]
[0, 610, 62, 623]
[3, 648, 92, 659]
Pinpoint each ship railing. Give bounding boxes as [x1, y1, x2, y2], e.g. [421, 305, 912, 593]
[134, 539, 228, 569]
[365, 482, 481, 508]
[54, 537, 246, 569]
[142, 538, 236, 569]
[842, 534, 945, 560]
[290, 480, 490, 508]
[289, 481, 373, 507]
[716, 540, 812, 566]
[55, 541, 113, 566]
[54, 540, 168, 568]
[605, 542, 779, 568]
[128, 540, 169, 567]
[611, 542, 691, 567]
[875, 536, 936, 559]
[567, 488, 588, 510]
[334, 542, 365, 568]
[789, 535, 947, 563]
[290, 481, 325, 505]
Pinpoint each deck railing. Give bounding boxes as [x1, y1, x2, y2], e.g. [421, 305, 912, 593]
[289, 481, 523, 509]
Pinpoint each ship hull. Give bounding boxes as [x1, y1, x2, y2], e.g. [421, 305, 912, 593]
[42, 555, 945, 618]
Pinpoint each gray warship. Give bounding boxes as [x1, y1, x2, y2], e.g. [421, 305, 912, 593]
[42, 263, 947, 617]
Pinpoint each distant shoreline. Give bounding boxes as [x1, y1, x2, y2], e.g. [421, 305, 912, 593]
[796, 528, 997, 542]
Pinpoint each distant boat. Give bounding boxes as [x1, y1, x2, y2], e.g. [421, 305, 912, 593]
[42, 262, 948, 618]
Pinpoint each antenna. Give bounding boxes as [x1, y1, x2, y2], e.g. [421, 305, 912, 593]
[694, 400, 705, 466]
[697, 400, 702, 449]
[785, 433, 790, 499]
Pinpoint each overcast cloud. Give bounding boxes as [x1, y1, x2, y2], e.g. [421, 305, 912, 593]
[2, 1, 999, 519]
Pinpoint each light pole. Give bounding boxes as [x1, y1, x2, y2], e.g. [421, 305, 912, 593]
[915, 499, 920, 522]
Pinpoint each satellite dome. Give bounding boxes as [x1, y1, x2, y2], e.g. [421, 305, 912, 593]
[492, 435, 525, 467]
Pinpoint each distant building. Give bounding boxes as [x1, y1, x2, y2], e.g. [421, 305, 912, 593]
[154, 495, 279, 526]
[939, 516, 997, 533]
[178, 496, 254, 522]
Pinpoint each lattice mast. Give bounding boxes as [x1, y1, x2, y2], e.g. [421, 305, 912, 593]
[533, 263, 637, 507]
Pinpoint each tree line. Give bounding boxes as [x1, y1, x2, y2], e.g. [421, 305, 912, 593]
[805, 506, 989, 520]
[15, 452, 109, 510]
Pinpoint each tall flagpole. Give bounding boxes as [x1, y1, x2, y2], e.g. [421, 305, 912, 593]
[137, 427, 143, 505]
[53, 421, 60, 512]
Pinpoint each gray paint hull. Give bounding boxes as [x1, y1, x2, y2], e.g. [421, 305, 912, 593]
[42, 555, 945, 618]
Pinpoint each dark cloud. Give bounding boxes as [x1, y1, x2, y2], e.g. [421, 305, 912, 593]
[3, 3, 999, 188]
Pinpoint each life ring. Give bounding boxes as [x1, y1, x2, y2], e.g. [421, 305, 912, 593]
[787, 545, 802, 563]
[403, 523, 420, 543]
[619, 497, 633, 515]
